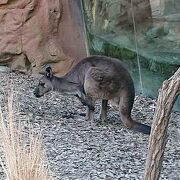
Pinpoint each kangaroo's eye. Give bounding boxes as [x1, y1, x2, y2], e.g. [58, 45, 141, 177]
[39, 82, 45, 86]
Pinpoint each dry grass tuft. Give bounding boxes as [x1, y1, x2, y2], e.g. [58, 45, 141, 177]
[0, 93, 53, 180]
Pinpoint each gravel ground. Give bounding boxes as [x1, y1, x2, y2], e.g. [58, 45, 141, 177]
[0, 72, 179, 180]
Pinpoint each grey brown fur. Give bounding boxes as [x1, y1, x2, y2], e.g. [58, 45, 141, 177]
[34, 55, 151, 134]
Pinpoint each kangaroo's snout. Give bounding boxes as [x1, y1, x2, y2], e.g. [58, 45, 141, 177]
[34, 72, 53, 98]
[33, 88, 41, 98]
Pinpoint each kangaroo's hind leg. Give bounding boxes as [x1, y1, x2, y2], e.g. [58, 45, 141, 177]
[85, 96, 95, 126]
[99, 100, 108, 124]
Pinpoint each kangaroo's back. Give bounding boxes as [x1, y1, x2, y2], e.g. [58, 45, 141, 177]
[65, 55, 132, 86]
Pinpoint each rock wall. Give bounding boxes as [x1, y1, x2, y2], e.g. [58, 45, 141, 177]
[0, 0, 87, 75]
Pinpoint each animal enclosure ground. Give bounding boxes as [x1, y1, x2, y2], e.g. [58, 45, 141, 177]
[0, 72, 179, 180]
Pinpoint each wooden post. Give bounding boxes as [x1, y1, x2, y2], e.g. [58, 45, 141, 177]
[144, 68, 180, 180]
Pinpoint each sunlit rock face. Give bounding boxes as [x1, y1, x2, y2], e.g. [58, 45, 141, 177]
[0, 0, 87, 75]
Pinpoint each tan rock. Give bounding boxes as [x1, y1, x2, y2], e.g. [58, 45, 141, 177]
[0, 0, 87, 75]
[0, 0, 8, 5]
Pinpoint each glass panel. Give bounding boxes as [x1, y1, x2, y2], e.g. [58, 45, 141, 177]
[83, 0, 180, 111]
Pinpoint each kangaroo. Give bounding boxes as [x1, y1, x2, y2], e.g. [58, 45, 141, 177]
[34, 55, 151, 134]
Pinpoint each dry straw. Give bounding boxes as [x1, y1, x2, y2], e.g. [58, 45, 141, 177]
[0, 92, 53, 180]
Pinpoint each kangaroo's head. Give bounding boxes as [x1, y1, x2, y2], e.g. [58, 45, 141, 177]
[34, 66, 54, 97]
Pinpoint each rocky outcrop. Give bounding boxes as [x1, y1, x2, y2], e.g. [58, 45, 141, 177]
[0, 0, 87, 75]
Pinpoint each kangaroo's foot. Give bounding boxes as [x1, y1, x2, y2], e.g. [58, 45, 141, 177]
[85, 106, 95, 126]
[85, 96, 95, 126]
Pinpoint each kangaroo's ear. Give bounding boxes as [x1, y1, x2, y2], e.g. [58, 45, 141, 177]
[45, 65, 53, 79]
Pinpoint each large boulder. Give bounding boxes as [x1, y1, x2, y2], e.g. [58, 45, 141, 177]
[0, 0, 87, 75]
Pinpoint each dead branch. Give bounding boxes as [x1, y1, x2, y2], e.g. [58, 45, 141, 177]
[144, 68, 180, 180]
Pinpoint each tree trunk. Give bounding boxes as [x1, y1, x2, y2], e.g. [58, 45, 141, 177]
[144, 68, 180, 180]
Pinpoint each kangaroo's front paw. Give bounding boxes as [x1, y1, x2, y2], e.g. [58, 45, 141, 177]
[99, 114, 107, 124]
